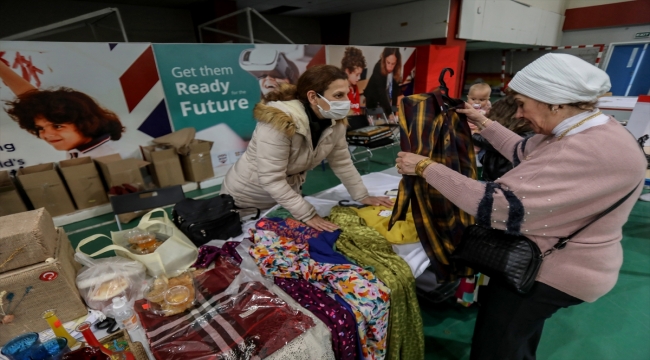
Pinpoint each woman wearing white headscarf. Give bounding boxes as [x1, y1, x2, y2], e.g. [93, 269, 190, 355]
[396, 54, 647, 359]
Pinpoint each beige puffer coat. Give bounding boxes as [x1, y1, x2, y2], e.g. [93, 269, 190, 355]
[220, 99, 369, 221]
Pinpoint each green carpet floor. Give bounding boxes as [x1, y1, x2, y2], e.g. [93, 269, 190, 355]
[62, 146, 650, 359]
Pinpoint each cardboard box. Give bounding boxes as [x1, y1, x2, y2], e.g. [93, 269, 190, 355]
[180, 140, 215, 182]
[59, 157, 109, 210]
[0, 228, 86, 346]
[17, 163, 76, 217]
[141, 145, 185, 187]
[0, 170, 28, 216]
[94, 154, 148, 189]
[0, 208, 57, 273]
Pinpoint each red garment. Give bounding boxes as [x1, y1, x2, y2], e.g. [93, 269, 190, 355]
[348, 84, 361, 115]
[135, 258, 314, 360]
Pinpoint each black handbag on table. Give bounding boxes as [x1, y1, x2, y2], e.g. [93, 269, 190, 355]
[452, 182, 639, 293]
[172, 195, 259, 247]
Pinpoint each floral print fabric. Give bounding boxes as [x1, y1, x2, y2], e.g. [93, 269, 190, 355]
[329, 206, 425, 360]
[248, 229, 390, 360]
[256, 217, 320, 244]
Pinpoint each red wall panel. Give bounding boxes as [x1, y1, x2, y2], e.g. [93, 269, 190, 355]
[564, 0, 650, 31]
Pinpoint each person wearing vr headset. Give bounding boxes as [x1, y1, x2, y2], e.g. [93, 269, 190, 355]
[221, 64, 393, 231]
[239, 48, 300, 96]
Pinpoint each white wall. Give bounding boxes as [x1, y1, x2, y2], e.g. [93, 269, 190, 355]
[459, 0, 564, 46]
[0, 0, 196, 43]
[562, 24, 650, 45]
[350, 0, 449, 45]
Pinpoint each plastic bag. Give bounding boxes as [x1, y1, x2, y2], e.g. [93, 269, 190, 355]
[75, 252, 147, 316]
[133, 251, 315, 360]
[142, 270, 197, 317]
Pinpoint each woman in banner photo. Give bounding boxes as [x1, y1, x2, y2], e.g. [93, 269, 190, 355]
[395, 54, 647, 359]
[0, 61, 124, 159]
[363, 47, 402, 121]
[221, 64, 393, 232]
[340, 47, 366, 115]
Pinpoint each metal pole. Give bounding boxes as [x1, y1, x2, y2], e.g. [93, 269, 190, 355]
[201, 27, 269, 44]
[1, 7, 116, 40]
[198, 7, 248, 28]
[113, 8, 129, 42]
[246, 8, 254, 43]
[250, 8, 294, 44]
[89, 23, 99, 41]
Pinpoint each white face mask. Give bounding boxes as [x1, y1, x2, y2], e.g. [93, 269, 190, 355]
[317, 93, 350, 120]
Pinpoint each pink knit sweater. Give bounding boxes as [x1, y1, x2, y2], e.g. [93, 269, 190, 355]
[423, 118, 647, 302]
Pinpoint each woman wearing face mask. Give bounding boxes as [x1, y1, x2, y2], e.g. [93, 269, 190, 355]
[220, 65, 393, 231]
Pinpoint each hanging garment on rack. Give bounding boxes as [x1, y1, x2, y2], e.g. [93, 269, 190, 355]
[248, 229, 390, 360]
[330, 206, 424, 360]
[389, 91, 477, 282]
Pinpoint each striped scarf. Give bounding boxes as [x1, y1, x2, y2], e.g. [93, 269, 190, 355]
[389, 91, 477, 281]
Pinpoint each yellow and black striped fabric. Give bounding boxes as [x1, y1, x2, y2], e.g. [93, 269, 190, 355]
[389, 91, 477, 281]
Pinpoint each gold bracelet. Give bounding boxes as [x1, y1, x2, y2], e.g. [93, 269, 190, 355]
[480, 118, 489, 126]
[415, 158, 434, 177]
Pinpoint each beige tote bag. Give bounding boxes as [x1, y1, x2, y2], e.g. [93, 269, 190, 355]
[76, 208, 198, 276]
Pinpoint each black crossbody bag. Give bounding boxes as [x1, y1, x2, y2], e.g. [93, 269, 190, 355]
[172, 195, 260, 247]
[452, 182, 639, 293]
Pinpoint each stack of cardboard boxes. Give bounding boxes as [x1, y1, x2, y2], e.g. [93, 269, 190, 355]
[0, 209, 86, 345]
[0, 130, 216, 219]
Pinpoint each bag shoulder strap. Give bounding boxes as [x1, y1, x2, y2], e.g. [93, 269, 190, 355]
[76, 234, 133, 258]
[544, 181, 641, 257]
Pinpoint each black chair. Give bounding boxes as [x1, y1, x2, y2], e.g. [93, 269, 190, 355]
[110, 185, 186, 230]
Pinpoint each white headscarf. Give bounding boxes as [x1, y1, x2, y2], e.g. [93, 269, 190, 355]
[508, 53, 611, 104]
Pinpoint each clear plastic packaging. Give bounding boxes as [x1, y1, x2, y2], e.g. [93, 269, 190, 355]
[133, 251, 315, 360]
[74, 253, 147, 315]
[143, 270, 196, 317]
[123, 229, 165, 255]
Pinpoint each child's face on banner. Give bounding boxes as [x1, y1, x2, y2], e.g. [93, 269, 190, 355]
[346, 67, 363, 86]
[34, 116, 91, 151]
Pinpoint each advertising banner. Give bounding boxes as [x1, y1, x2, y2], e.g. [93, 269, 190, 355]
[0, 41, 171, 176]
[326, 46, 416, 122]
[153, 44, 325, 176]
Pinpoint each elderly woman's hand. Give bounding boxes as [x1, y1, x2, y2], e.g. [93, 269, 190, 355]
[456, 102, 492, 129]
[396, 152, 428, 175]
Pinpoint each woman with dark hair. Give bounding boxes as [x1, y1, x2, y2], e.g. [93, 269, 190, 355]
[221, 64, 392, 231]
[340, 47, 366, 115]
[1, 61, 124, 158]
[363, 48, 402, 119]
[472, 95, 533, 181]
